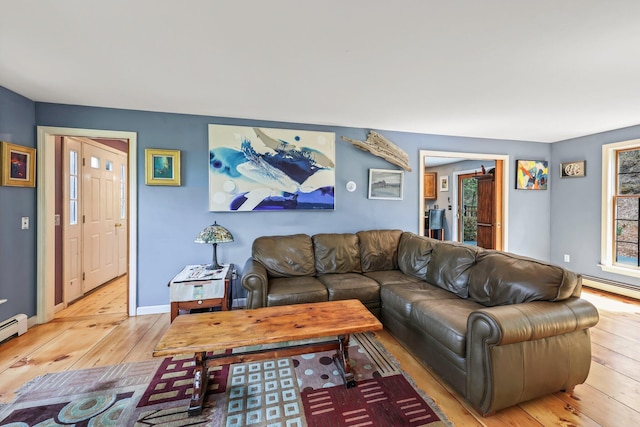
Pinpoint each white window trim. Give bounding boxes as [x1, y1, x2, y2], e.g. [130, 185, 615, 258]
[600, 138, 640, 278]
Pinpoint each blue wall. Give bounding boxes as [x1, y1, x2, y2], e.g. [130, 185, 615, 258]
[0, 86, 36, 322]
[2, 84, 560, 315]
[34, 102, 554, 308]
[551, 124, 640, 286]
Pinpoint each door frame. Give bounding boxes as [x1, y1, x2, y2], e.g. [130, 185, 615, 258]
[418, 150, 509, 251]
[37, 126, 138, 323]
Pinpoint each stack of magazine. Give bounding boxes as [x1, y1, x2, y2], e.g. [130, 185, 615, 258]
[172, 264, 226, 282]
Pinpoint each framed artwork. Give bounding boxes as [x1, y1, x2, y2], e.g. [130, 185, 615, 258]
[560, 160, 586, 178]
[145, 148, 181, 186]
[368, 168, 403, 200]
[208, 125, 335, 211]
[1, 141, 36, 187]
[439, 175, 449, 192]
[516, 159, 548, 190]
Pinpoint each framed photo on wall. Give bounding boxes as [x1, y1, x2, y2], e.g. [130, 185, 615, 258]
[145, 148, 181, 186]
[368, 168, 403, 200]
[560, 160, 586, 178]
[439, 175, 449, 192]
[1, 141, 36, 187]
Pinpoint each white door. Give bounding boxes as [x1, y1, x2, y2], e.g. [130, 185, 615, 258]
[63, 137, 83, 303]
[116, 158, 128, 276]
[82, 142, 122, 292]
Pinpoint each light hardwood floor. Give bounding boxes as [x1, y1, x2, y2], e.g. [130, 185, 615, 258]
[0, 278, 638, 426]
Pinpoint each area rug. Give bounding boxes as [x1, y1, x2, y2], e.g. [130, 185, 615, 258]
[0, 333, 451, 426]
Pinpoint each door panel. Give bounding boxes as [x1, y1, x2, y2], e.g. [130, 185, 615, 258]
[117, 160, 128, 276]
[82, 144, 119, 292]
[63, 137, 83, 303]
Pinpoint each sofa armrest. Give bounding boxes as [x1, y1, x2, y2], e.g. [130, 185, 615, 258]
[466, 298, 599, 415]
[241, 258, 269, 309]
[468, 297, 599, 346]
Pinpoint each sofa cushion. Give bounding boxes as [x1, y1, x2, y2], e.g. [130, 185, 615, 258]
[381, 281, 459, 319]
[266, 276, 328, 306]
[317, 273, 379, 304]
[468, 250, 581, 306]
[312, 233, 362, 274]
[363, 270, 418, 287]
[411, 298, 484, 357]
[398, 232, 438, 280]
[253, 234, 316, 278]
[425, 242, 478, 298]
[357, 229, 403, 272]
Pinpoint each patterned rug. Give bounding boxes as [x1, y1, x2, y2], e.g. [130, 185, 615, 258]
[0, 333, 451, 426]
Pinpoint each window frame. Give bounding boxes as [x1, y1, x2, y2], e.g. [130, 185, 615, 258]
[601, 138, 640, 278]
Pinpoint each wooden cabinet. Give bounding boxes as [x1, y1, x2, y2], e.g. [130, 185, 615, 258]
[424, 172, 437, 199]
[475, 174, 495, 249]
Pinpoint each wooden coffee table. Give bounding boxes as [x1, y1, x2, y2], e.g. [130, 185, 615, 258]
[153, 299, 383, 416]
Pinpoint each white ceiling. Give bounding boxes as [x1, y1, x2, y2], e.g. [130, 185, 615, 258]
[2, 1, 640, 143]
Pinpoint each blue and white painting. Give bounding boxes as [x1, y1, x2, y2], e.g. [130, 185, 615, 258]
[208, 125, 336, 211]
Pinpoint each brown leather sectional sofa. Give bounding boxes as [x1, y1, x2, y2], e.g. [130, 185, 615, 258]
[241, 229, 599, 415]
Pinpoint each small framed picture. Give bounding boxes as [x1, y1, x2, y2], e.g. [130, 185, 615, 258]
[145, 148, 181, 186]
[1, 141, 36, 187]
[439, 175, 449, 192]
[560, 160, 586, 178]
[368, 168, 403, 200]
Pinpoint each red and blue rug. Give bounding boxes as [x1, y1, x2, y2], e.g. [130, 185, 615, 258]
[0, 333, 450, 426]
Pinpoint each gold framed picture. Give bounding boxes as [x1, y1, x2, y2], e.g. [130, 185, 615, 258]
[1, 141, 36, 187]
[145, 148, 181, 186]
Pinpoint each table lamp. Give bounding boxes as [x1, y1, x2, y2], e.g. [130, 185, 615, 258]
[194, 221, 234, 270]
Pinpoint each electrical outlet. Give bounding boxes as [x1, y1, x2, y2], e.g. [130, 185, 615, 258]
[21, 217, 29, 230]
[564, 254, 570, 263]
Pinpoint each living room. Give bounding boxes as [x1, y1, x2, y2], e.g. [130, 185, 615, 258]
[1, 2, 640, 425]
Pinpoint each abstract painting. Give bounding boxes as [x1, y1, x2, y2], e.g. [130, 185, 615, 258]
[208, 125, 335, 211]
[516, 159, 548, 190]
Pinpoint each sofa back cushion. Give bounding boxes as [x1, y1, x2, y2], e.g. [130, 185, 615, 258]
[425, 242, 478, 298]
[397, 232, 439, 279]
[468, 250, 580, 306]
[252, 234, 316, 277]
[313, 233, 362, 274]
[356, 229, 403, 272]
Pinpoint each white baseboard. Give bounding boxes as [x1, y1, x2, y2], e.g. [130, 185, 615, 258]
[233, 298, 247, 309]
[136, 299, 248, 316]
[136, 304, 170, 316]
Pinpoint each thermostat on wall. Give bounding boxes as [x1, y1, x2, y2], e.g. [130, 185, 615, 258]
[346, 181, 357, 192]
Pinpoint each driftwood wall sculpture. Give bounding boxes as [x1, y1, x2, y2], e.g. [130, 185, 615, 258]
[341, 131, 412, 172]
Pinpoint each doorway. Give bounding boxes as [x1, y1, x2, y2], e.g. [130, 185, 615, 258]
[457, 172, 478, 245]
[37, 127, 138, 324]
[418, 150, 509, 251]
[61, 137, 128, 306]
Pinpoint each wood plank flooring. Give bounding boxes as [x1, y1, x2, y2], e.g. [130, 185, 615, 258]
[0, 278, 638, 426]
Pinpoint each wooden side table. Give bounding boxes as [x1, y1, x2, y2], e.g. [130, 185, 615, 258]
[169, 263, 233, 322]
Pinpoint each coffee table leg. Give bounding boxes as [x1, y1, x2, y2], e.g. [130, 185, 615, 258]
[334, 334, 356, 388]
[188, 352, 209, 416]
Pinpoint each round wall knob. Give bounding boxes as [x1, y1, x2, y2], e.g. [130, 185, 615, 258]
[346, 181, 357, 192]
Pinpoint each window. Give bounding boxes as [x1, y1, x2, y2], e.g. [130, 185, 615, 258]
[69, 150, 78, 225]
[602, 139, 640, 277]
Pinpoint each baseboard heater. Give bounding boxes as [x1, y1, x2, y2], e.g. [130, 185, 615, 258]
[582, 275, 640, 300]
[0, 313, 28, 343]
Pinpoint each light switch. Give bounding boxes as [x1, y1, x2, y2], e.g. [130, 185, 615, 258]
[21, 217, 29, 230]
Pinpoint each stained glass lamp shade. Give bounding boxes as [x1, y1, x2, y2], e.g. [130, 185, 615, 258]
[194, 221, 234, 270]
